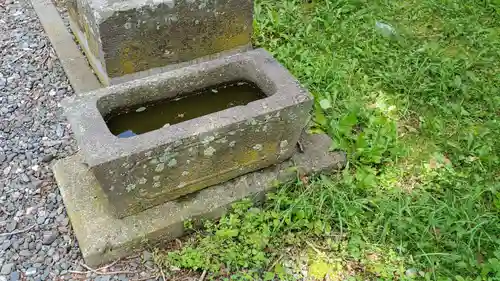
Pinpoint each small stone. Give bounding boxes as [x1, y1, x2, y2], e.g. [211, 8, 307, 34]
[405, 268, 417, 278]
[0, 263, 14, 275]
[11, 240, 20, 250]
[25, 267, 37, 276]
[7, 75, 16, 84]
[5, 220, 17, 232]
[25, 206, 35, 215]
[34, 255, 45, 263]
[36, 216, 45, 225]
[0, 276, 6, 281]
[57, 226, 68, 233]
[2, 240, 12, 250]
[55, 125, 64, 137]
[42, 231, 58, 245]
[59, 262, 69, 270]
[117, 274, 129, 281]
[98, 276, 111, 281]
[0, 153, 5, 163]
[19, 249, 31, 257]
[3, 166, 11, 175]
[20, 173, 30, 182]
[60, 217, 69, 226]
[10, 271, 20, 281]
[135, 107, 146, 112]
[11, 191, 21, 200]
[47, 248, 55, 256]
[42, 154, 53, 162]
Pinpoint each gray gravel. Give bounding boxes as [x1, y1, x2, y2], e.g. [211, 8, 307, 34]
[0, 0, 159, 280]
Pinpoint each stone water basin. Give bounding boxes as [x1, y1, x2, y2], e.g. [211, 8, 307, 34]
[62, 48, 313, 218]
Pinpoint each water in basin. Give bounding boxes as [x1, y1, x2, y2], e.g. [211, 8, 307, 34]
[105, 81, 267, 138]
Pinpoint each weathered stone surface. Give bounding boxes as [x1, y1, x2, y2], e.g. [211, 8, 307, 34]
[66, 0, 253, 85]
[62, 49, 314, 218]
[52, 132, 346, 267]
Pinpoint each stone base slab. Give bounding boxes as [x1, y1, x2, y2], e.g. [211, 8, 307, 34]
[53, 132, 345, 267]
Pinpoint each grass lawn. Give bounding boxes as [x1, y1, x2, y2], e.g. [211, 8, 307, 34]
[154, 0, 500, 279]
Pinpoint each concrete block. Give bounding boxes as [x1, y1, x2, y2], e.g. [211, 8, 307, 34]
[52, 132, 346, 267]
[62, 49, 314, 218]
[66, 0, 253, 85]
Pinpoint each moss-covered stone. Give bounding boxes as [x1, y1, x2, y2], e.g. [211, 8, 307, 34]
[66, 0, 253, 82]
[62, 49, 313, 218]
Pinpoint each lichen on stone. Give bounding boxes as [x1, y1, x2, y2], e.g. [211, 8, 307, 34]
[253, 144, 263, 151]
[204, 146, 216, 156]
[126, 183, 136, 192]
[215, 137, 228, 144]
[280, 140, 288, 148]
[167, 158, 177, 167]
[202, 135, 215, 145]
[155, 163, 165, 172]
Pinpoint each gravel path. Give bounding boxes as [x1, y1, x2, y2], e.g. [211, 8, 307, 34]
[0, 0, 158, 280]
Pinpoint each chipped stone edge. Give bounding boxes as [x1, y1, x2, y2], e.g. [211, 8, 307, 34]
[52, 132, 346, 267]
[29, 0, 102, 94]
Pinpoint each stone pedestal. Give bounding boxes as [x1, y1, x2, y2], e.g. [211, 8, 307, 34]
[67, 0, 253, 85]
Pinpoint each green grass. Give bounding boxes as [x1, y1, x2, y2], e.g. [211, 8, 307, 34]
[154, 0, 500, 279]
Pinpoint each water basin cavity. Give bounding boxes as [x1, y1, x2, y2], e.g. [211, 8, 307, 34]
[104, 81, 267, 138]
